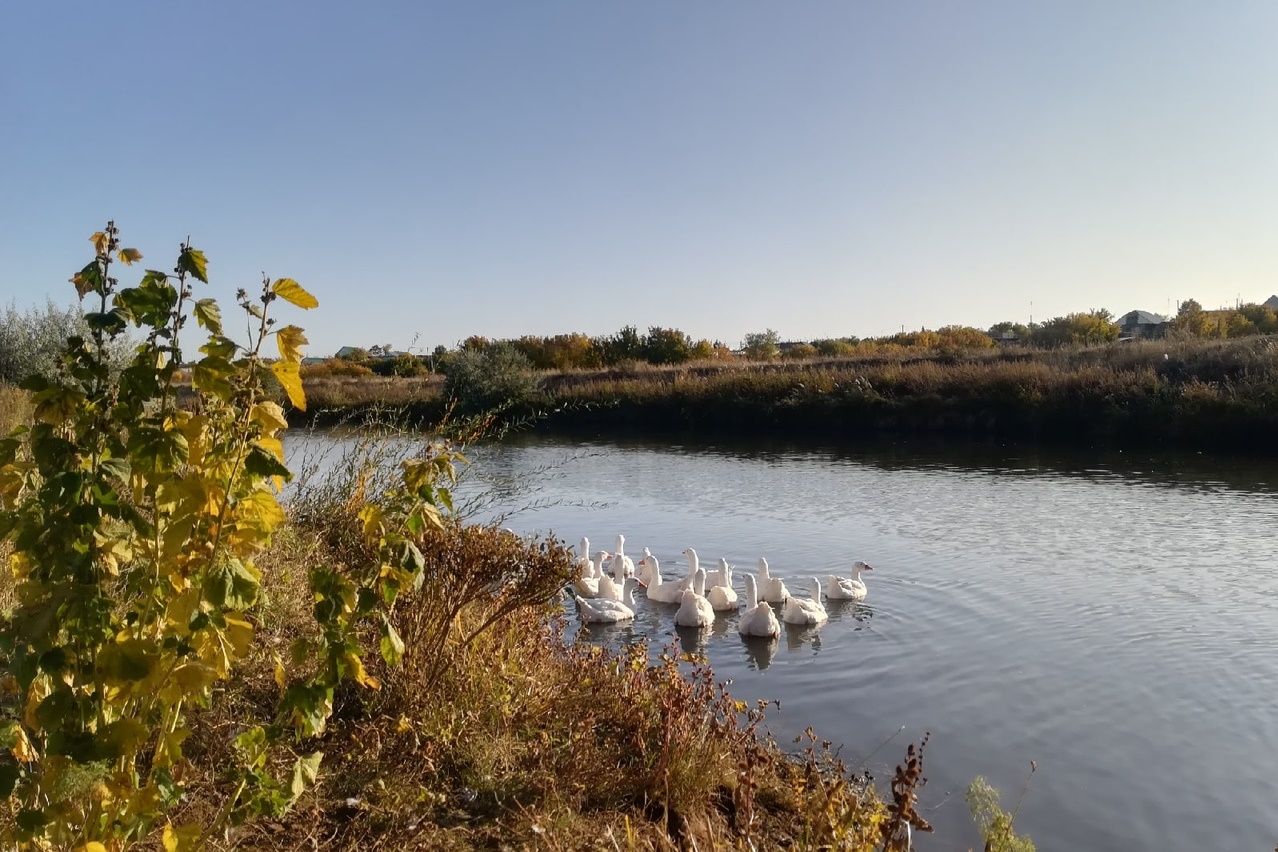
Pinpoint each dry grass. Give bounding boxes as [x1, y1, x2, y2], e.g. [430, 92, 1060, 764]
[166, 474, 911, 851]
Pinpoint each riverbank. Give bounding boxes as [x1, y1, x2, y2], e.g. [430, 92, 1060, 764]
[292, 337, 1278, 453]
[167, 461, 938, 851]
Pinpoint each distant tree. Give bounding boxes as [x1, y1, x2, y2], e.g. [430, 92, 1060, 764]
[1029, 310, 1118, 347]
[936, 325, 996, 349]
[337, 346, 369, 361]
[1173, 299, 1210, 338]
[782, 342, 819, 360]
[689, 338, 716, 361]
[600, 325, 644, 365]
[987, 321, 1030, 338]
[1237, 303, 1278, 334]
[742, 329, 780, 360]
[813, 338, 858, 357]
[1224, 311, 1259, 338]
[642, 326, 693, 365]
[460, 335, 489, 352]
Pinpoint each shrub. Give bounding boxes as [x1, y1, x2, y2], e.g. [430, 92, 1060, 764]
[0, 299, 132, 383]
[443, 342, 539, 414]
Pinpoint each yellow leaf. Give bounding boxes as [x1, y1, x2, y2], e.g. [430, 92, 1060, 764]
[271, 278, 319, 309]
[250, 401, 289, 436]
[275, 325, 308, 364]
[11, 724, 36, 763]
[358, 504, 384, 543]
[162, 821, 202, 852]
[344, 653, 380, 690]
[117, 247, 143, 265]
[90, 231, 109, 256]
[270, 360, 306, 410]
[273, 652, 287, 692]
[222, 613, 255, 658]
[77, 844, 108, 852]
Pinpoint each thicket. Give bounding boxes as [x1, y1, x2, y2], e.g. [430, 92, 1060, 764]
[0, 299, 133, 383]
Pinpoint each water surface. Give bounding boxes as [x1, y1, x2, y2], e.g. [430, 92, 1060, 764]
[294, 433, 1278, 851]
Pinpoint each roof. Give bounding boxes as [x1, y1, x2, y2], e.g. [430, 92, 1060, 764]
[1263, 295, 1278, 310]
[1120, 310, 1168, 326]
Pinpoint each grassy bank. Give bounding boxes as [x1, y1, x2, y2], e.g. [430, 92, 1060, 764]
[293, 337, 1278, 452]
[159, 451, 944, 851]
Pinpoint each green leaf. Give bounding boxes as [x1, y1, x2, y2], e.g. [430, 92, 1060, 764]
[97, 639, 159, 685]
[201, 558, 261, 611]
[70, 260, 104, 299]
[193, 298, 223, 335]
[379, 615, 404, 667]
[178, 247, 209, 283]
[271, 278, 318, 309]
[289, 751, 323, 800]
[244, 445, 292, 481]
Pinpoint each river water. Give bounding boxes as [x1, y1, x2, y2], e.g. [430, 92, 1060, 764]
[292, 432, 1278, 851]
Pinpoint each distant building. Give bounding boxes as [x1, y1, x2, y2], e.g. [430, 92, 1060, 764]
[988, 331, 1023, 346]
[334, 346, 363, 359]
[1263, 295, 1278, 311]
[1118, 310, 1171, 339]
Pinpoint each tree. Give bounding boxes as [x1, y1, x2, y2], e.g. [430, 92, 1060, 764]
[742, 329, 780, 360]
[782, 342, 818, 360]
[642, 326, 693, 365]
[1173, 299, 1210, 338]
[987, 321, 1030, 338]
[599, 325, 644, 365]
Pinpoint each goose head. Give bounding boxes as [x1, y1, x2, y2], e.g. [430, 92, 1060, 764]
[621, 577, 640, 606]
[809, 577, 823, 600]
[744, 572, 759, 608]
[718, 557, 732, 584]
[579, 537, 590, 557]
[682, 548, 700, 572]
[638, 552, 661, 585]
[757, 557, 770, 579]
[693, 566, 707, 597]
[614, 534, 627, 556]
[853, 560, 873, 573]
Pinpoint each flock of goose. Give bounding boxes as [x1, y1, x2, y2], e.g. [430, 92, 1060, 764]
[569, 534, 873, 639]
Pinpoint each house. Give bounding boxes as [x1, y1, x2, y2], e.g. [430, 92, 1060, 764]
[1263, 295, 1278, 311]
[988, 331, 1023, 346]
[1118, 310, 1171, 339]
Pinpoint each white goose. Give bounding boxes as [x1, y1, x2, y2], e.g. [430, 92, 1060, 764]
[737, 572, 780, 638]
[638, 547, 657, 587]
[674, 567, 715, 628]
[825, 560, 873, 601]
[609, 534, 636, 579]
[573, 550, 609, 598]
[575, 537, 593, 577]
[595, 551, 626, 602]
[577, 578, 640, 623]
[638, 553, 683, 604]
[706, 558, 739, 612]
[782, 577, 828, 626]
[757, 557, 790, 605]
[704, 555, 729, 589]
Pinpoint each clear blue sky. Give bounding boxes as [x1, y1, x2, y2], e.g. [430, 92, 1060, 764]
[4, 2, 1278, 356]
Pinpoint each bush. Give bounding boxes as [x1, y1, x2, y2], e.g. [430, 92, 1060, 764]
[0, 299, 132, 383]
[443, 343, 539, 414]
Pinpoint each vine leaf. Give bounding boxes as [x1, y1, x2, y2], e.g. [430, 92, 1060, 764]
[271, 278, 318, 309]
[270, 360, 306, 410]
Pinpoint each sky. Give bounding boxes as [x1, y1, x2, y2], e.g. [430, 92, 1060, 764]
[4, 2, 1278, 357]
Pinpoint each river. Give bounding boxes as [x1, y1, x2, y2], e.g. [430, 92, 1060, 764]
[291, 432, 1278, 851]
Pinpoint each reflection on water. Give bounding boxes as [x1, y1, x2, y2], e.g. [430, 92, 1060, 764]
[287, 431, 1278, 852]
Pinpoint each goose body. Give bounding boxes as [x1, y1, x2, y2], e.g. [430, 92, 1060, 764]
[825, 560, 873, 601]
[757, 558, 790, 605]
[704, 556, 728, 589]
[638, 553, 683, 604]
[577, 578, 640, 623]
[595, 551, 625, 601]
[738, 573, 780, 638]
[573, 547, 607, 598]
[608, 534, 636, 578]
[782, 578, 828, 626]
[674, 568, 715, 628]
[706, 558, 739, 612]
